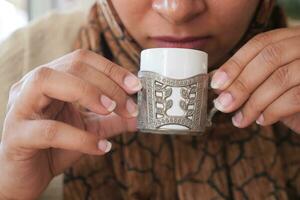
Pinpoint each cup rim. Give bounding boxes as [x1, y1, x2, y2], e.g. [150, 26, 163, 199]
[141, 48, 208, 57]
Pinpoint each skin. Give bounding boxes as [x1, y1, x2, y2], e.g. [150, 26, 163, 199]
[1, 0, 299, 199]
[212, 27, 300, 133]
[111, 0, 259, 67]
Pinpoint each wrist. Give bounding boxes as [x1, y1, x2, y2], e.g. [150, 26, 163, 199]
[0, 148, 33, 200]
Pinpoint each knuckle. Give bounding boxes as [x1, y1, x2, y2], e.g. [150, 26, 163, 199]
[252, 32, 271, 48]
[227, 57, 244, 74]
[31, 67, 53, 84]
[261, 43, 282, 66]
[234, 78, 251, 94]
[68, 61, 86, 76]
[272, 66, 290, 89]
[43, 121, 59, 143]
[103, 61, 119, 78]
[73, 49, 89, 61]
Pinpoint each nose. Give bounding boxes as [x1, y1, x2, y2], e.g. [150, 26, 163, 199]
[152, 0, 206, 25]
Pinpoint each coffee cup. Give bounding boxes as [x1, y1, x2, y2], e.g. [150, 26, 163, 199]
[137, 48, 217, 135]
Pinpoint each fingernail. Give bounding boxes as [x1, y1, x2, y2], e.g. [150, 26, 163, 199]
[213, 92, 233, 112]
[98, 140, 112, 153]
[256, 114, 264, 125]
[232, 111, 243, 127]
[126, 98, 139, 117]
[124, 74, 142, 91]
[100, 95, 116, 112]
[211, 70, 229, 89]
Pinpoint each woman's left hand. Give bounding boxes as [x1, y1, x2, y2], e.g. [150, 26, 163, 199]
[211, 27, 300, 133]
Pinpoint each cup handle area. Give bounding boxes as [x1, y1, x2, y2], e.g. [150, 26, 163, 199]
[206, 107, 218, 127]
[206, 75, 218, 127]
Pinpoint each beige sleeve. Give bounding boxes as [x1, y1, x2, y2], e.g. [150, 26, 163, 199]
[0, 28, 27, 133]
[0, 8, 87, 133]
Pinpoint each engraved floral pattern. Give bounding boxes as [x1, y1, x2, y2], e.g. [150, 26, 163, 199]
[154, 81, 173, 119]
[137, 71, 208, 133]
[180, 84, 197, 120]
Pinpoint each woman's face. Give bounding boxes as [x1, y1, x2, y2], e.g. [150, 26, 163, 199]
[111, 0, 260, 68]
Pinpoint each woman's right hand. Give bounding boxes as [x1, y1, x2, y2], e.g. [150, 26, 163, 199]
[0, 49, 141, 199]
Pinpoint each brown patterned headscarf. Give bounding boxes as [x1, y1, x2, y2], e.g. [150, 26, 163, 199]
[65, 1, 300, 199]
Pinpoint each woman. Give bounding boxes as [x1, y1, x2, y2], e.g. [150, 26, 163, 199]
[0, 0, 300, 199]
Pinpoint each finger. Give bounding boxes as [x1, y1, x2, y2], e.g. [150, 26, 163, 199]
[15, 67, 116, 117]
[281, 113, 300, 133]
[70, 49, 142, 94]
[16, 120, 112, 155]
[49, 112, 138, 174]
[58, 61, 138, 118]
[214, 35, 300, 113]
[83, 112, 137, 139]
[209, 70, 222, 94]
[211, 27, 300, 90]
[231, 60, 300, 128]
[255, 85, 300, 126]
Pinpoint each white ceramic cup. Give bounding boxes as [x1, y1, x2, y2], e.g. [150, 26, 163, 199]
[138, 48, 212, 135]
[140, 48, 208, 79]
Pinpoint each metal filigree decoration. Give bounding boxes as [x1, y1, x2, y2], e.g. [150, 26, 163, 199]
[180, 84, 197, 120]
[137, 71, 209, 134]
[154, 81, 173, 119]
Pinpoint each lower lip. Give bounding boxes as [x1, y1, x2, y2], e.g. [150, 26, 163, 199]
[151, 37, 211, 49]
